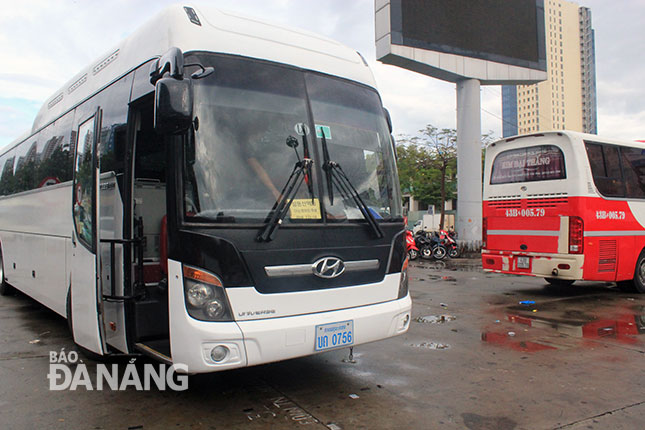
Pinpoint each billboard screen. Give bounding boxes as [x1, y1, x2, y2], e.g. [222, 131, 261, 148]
[388, 0, 546, 71]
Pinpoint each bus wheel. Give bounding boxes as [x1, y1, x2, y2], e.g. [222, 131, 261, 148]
[544, 278, 574, 287]
[617, 280, 637, 293]
[631, 253, 645, 293]
[66, 287, 74, 336]
[0, 251, 15, 296]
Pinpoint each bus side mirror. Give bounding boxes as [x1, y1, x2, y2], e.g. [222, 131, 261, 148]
[154, 77, 193, 135]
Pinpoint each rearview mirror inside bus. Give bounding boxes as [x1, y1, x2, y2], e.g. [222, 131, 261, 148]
[154, 77, 193, 135]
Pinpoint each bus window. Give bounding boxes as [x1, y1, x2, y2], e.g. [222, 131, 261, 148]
[490, 145, 566, 184]
[585, 142, 605, 178]
[620, 147, 645, 198]
[73, 116, 96, 250]
[13, 140, 38, 193]
[584, 142, 625, 197]
[0, 152, 16, 196]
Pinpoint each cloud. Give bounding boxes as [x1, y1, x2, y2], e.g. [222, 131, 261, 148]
[0, 0, 643, 149]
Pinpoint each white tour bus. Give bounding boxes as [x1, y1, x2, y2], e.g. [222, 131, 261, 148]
[0, 5, 411, 373]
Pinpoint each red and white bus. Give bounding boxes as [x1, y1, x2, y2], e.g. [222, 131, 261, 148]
[482, 131, 645, 293]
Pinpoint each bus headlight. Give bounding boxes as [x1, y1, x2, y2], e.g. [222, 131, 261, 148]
[205, 299, 225, 319]
[186, 283, 213, 308]
[183, 265, 233, 321]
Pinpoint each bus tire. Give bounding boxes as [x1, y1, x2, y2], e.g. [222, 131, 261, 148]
[0, 249, 15, 296]
[617, 280, 637, 293]
[630, 253, 645, 293]
[544, 278, 574, 287]
[66, 287, 74, 336]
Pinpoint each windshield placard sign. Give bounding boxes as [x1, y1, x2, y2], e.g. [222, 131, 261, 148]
[289, 198, 322, 219]
[315, 125, 332, 140]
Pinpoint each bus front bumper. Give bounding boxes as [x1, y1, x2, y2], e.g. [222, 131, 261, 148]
[482, 250, 583, 280]
[170, 295, 412, 374]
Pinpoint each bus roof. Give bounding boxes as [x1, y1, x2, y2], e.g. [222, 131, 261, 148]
[486, 130, 645, 151]
[9, 4, 375, 150]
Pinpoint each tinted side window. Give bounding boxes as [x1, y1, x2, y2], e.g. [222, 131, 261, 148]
[13, 139, 38, 193]
[585, 141, 625, 197]
[0, 151, 16, 196]
[95, 71, 132, 177]
[620, 146, 645, 199]
[73, 116, 96, 250]
[585, 143, 605, 178]
[36, 111, 75, 187]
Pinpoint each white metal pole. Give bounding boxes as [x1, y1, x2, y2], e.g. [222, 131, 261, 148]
[456, 78, 482, 247]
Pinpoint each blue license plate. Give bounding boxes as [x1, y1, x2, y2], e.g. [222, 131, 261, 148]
[315, 320, 354, 351]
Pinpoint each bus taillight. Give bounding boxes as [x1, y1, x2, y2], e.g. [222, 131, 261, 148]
[482, 217, 488, 248]
[569, 216, 584, 254]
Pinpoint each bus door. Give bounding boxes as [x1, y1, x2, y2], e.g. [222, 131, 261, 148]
[71, 109, 107, 354]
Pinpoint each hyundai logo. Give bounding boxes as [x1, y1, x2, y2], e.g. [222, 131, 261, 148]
[312, 257, 345, 279]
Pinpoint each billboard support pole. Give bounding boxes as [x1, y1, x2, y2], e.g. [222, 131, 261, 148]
[456, 78, 482, 248]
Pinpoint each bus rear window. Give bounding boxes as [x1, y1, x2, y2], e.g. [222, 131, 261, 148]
[490, 145, 566, 184]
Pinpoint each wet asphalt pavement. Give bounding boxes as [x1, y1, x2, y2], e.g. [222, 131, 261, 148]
[0, 258, 644, 430]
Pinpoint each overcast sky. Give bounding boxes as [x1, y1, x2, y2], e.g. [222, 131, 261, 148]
[1, 0, 644, 150]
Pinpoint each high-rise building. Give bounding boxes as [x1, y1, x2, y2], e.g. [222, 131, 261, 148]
[579, 6, 597, 134]
[502, 0, 597, 137]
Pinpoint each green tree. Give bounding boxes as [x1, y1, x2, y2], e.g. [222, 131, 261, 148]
[397, 125, 495, 229]
[397, 126, 457, 229]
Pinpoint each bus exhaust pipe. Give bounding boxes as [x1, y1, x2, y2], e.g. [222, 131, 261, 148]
[552, 268, 559, 276]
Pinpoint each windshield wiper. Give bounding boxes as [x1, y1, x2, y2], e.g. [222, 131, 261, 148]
[319, 129, 384, 239]
[258, 136, 313, 242]
[287, 134, 314, 201]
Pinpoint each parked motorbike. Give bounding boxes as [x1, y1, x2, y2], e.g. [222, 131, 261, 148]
[414, 230, 434, 260]
[439, 229, 460, 258]
[416, 230, 447, 260]
[405, 229, 420, 260]
[429, 231, 448, 260]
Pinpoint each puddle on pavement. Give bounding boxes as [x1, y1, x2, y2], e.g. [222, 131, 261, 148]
[482, 295, 645, 353]
[244, 396, 319, 425]
[413, 259, 482, 273]
[411, 274, 441, 282]
[415, 315, 456, 324]
[410, 341, 450, 350]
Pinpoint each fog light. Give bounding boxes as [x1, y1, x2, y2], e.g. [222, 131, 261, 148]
[205, 299, 225, 319]
[210, 345, 229, 362]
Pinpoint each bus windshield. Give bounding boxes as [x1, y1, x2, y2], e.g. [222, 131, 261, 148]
[185, 54, 401, 224]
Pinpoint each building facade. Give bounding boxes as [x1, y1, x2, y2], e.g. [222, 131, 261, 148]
[502, 0, 597, 137]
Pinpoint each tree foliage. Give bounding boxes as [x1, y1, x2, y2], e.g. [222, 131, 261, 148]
[396, 124, 494, 229]
[397, 126, 457, 208]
